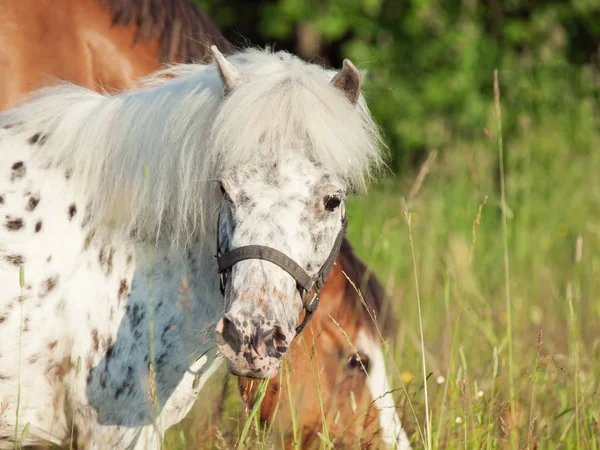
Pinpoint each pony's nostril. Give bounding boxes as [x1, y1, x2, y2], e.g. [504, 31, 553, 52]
[218, 315, 243, 353]
[249, 325, 288, 357]
[272, 326, 287, 345]
[219, 316, 289, 360]
[217, 313, 235, 332]
[253, 326, 275, 346]
[221, 316, 235, 337]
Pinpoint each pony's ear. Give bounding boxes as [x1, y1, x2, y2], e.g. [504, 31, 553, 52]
[330, 59, 361, 105]
[211, 45, 243, 95]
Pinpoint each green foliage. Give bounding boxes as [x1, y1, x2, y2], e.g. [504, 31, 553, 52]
[195, 0, 600, 172]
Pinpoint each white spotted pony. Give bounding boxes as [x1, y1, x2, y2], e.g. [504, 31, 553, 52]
[0, 46, 392, 448]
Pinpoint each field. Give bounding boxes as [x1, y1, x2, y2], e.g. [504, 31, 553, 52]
[161, 69, 600, 449]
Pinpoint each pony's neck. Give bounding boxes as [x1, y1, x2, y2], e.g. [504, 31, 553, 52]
[1, 64, 226, 250]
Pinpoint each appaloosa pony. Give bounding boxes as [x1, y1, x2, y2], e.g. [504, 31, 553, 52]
[239, 238, 411, 449]
[0, 1, 410, 447]
[0, 45, 385, 449]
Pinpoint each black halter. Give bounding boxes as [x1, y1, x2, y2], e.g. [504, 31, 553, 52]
[215, 213, 348, 335]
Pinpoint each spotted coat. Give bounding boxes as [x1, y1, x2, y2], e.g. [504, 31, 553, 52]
[0, 129, 223, 449]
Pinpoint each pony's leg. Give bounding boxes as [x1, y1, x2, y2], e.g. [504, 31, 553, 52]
[130, 425, 162, 450]
[155, 353, 224, 432]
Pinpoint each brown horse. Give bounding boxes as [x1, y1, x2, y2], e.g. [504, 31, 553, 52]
[0, 0, 232, 110]
[238, 238, 410, 449]
[0, 0, 409, 447]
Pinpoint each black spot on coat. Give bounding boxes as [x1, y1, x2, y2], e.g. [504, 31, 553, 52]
[91, 329, 100, 352]
[28, 133, 41, 145]
[243, 351, 255, 365]
[27, 196, 39, 211]
[10, 162, 26, 182]
[118, 279, 128, 300]
[68, 203, 77, 220]
[39, 276, 59, 298]
[127, 304, 145, 329]
[4, 217, 23, 230]
[3, 254, 25, 266]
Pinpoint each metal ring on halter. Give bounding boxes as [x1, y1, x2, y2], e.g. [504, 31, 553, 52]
[294, 290, 320, 334]
[215, 211, 348, 337]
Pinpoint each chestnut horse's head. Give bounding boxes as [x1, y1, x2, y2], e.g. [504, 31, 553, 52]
[238, 238, 411, 449]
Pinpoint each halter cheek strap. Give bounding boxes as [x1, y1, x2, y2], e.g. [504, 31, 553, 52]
[216, 214, 348, 336]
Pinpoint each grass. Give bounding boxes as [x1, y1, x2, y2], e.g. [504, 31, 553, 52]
[494, 68, 516, 450]
[404, 203, 431, 450]
[161, 67, 600, 449]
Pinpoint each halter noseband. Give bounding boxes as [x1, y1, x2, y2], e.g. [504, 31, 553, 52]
[216, 213, 348, 335]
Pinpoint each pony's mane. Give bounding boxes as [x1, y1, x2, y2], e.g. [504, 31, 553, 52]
[99, 0, 235, 62]
[338, 239, 396, 337]
[0, 48, 384, 249]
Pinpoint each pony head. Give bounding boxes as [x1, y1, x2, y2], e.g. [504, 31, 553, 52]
[210, 46, 383, 378]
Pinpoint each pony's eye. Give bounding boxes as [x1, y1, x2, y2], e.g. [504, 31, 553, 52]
[324, 195, 342, 212]
[347, 353, 370, 373]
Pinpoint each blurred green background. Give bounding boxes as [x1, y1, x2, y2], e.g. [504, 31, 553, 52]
[172, 1, 600, 448]
[196, 0, 600, 173]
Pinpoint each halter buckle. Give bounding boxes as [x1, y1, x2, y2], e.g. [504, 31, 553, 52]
[302, 292, 319, 313]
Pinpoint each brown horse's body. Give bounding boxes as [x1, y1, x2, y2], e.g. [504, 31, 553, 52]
[0, 0, 231, 109]
[0, 1, 404, 447]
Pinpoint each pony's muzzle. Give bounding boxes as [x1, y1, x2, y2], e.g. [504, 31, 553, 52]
[215, 313, 290, 378]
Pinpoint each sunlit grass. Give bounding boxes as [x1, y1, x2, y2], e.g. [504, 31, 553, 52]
[494, 68, 516, 450]
[237, 378, 269, 449]
[403, 203, 431, 450]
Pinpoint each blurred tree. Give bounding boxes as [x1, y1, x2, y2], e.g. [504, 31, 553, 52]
[195, 0, 600, 173]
